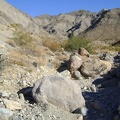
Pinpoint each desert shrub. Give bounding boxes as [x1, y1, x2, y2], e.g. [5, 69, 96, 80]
[112, 45, 120, 51]
[19, 44, 45, 57]
[10, 23, 20, 29]
[12, 60, 27, 66]
[42, 39, 62, 52]
[12, 30, 33, 46]
[114, 47, 120, 51]
[7, 51, 27, 67]
[64, 36, 94, 53]
[10, 23, 24, 30]
[100, 42, 120, 52]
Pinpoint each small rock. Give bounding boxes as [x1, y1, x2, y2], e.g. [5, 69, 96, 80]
[90, 84, 96, 92]
[3, 99, 22, 110]
[72, 70, 82, 80]
[77, 114, 83, 120]
[78, 48, 89, 57]
[81, 107, 88, 116]
[51, 115, 57, 119]
[18, 93, 25, 103]
[9, 93, 18, 100]
[31, 117, 35, 120]
[1, 91, 9, 98]
[0, 108, 14, 118]
[83, 86, 87, 90]
[60, 70, 71, 78]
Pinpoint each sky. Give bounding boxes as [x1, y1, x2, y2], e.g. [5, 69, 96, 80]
[6, 0, 120, 17]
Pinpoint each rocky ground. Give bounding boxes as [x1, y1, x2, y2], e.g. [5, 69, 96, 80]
[0, 50, 120, 120]
[0, 1, 120, 120]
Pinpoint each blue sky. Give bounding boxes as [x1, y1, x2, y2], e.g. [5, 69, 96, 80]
[6, 0, 120, 17]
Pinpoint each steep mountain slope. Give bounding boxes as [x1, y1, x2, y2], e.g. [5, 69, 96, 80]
[79, 8, 120, 45]
[0, 0, 59, 35]
[34, 10, 97, 39]
[34, 8, 120, 46]
[0, 0, 57, 51]
[0, 0, 34, 27]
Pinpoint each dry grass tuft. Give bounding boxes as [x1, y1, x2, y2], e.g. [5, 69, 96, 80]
[42, 38, 62, 52]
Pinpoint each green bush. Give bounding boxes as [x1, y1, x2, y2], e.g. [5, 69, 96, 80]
[12, 30, 33, 46]
[64, 36, 94, 53]
[112, 43, 120, 51]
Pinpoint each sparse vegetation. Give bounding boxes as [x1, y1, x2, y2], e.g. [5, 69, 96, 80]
[63, 36, 94, 53]
[42, 39, 62, 52]
[99, 43, 120, 52]
[10, 23, 20, 30]
[12, 30, 33, 46]
[111, 42, 120, 51]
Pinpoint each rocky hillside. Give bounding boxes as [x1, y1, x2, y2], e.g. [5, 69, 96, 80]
[80, 8, 120, 45]
[0, 0, 49, 34]
[34, 10, 97, 39]
[0, 0, 57, 51]
[34, 8, 120, 46]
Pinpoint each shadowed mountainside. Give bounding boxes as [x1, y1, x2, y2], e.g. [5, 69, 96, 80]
[79, 8, 120, 45]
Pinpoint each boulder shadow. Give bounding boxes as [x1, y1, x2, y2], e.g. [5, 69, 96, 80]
[17, 87, 35, 104]
[57, 60, 69, 72]
[82, 53, 120, 119]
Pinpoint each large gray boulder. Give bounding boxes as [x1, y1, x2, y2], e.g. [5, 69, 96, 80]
[32, 75, 85, 112]
[80, 59, 112, 77]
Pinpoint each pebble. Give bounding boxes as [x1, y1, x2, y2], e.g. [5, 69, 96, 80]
[83, 86, 87, 90]
[77, 114, 83, 120]
[90, 84, 96, 92]
[81, 107, 88, 116]
[1, 91, 9, 98]
[0, 108, 14, 117]
[19, 93, 25, 102]
[3, 99, 22, 110]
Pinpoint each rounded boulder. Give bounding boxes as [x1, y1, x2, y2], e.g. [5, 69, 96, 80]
[32, 75, 85, 112]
